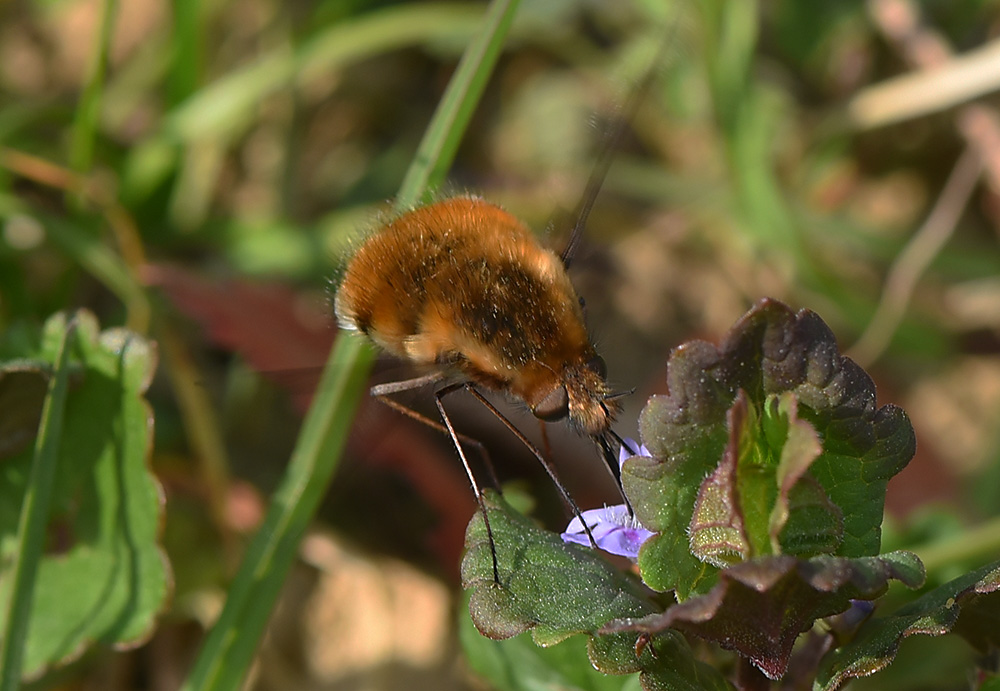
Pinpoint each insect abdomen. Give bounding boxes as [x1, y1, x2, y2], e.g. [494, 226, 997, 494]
[335, 197, 590, 384]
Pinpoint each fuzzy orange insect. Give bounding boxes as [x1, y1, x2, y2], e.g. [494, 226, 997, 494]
[333, 32, 666, 579]
[335, 196, 619, 436]
[335, 195, 626, 581]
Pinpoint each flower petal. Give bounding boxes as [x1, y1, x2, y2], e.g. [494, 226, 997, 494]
[618, 438, 652, 469]
[561, 504, 654, 559]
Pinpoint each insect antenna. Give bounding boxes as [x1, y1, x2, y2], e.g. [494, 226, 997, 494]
[603, 388, 635, 403]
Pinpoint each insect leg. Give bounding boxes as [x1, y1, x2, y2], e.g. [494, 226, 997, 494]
[369, 371, 445, 395]
[537, 418, 558, 465]
[371, 375, 501, 488]
[434, 382, 501, 584]
[461, 385, 600, 551]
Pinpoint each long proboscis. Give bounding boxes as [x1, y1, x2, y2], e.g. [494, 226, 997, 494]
[594, 431, 634, 516]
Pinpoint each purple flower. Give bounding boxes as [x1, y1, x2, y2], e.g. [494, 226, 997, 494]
[616, 438, 651, 467]
[560, 439, 654, 559]
[561, 505, 654, 558]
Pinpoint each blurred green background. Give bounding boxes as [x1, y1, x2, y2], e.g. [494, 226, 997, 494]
[2, 0, 1000, 688]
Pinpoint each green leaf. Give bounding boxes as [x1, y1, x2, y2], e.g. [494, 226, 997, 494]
[462, 493, 732, 691]
[462, 492, 656, 644]
[604, 551, 924, 681]
[0, 311, 170, 679]
[816, 560, 1000, 691]
[629, 342, 730, 597]
[459, 599, 642, 691]
[0, 322, 74, 691]
[628, 299, 916, 597]
[766, 392, 842, 557]
[594, 631, 735, 691]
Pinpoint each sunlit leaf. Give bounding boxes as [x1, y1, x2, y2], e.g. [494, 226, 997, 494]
[628, 299, 916, 597]
[462, 493, 731, 690]
[0, 311, 170, 677]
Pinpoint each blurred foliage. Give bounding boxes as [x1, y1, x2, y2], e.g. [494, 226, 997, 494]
[0, 311, 169, 681]
[1, 0, 1000, 688]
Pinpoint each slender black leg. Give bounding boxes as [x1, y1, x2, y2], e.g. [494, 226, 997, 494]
[370, 374, 501, 488]
[370, 374, 501, 582]
[460, 385, 600, 551]
[434, 382, 500, 583]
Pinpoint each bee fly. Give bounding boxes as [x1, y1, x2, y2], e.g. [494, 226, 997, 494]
[335, 36, 661, 582]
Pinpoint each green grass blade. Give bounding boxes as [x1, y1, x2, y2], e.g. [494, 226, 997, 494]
[180, 333, 374, 691]
[0, 318, 76, 691]
[396, 0, 521, 208]
[70, 0, 118, 174]
[180, 1, 521, 688]
[167, 3, 484, 143]
[168, 0, 203, 106]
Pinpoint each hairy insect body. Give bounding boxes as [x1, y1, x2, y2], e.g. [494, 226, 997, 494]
[335, 196, 618, 435]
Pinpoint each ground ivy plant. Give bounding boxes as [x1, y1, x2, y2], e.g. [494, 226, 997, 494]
[461, 298, 1000, 690]
[0, 311, 170, 683]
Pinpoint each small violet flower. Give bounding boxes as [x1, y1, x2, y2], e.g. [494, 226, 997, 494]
[560, 439, 654, 559]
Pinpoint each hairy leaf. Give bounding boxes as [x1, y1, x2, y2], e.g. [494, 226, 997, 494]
[766, 393, 842, 557]
[688, 393, 751, 568]
[603, 551, 924, 680]
[462, 492, 657, 644]
[816, 560, 1000, 691]
[462, 493, 731, 690]
[628, 299, 915, 596]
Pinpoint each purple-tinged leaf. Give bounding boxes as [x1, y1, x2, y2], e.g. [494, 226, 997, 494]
[953, 564, 1000, 653]
[603, 551, 924, 680]
[816, 560, 1000, 691]
[626, 343, 728, 597]
[689, 393, 751, 568]
[627, 299, 915, 597]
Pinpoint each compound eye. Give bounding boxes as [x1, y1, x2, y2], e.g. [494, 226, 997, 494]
[585, 354, 607, 380]
[534, 385, 569, 421]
